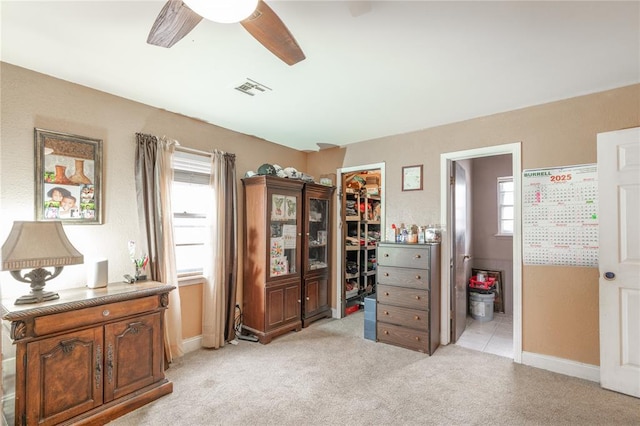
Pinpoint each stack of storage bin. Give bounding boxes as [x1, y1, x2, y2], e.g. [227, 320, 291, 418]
[468, 275, 496, 322]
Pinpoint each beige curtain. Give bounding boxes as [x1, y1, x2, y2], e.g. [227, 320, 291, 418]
[202, 150, 238, 348]
[134, 133, 184, 362]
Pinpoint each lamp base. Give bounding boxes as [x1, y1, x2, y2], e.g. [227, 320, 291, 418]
[14, 290, 60, 305]
[10, 267, 64, 305]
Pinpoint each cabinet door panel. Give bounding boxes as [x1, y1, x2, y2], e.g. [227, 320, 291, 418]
[304, 278, 320, 315]
[266, 283, 300, 330]
[26, 327, 103, 426]
[304, 188, 331, 275]
[267, 189, 301, 279]
[284, 283, 301, 322]
[104, 312, 162, 402]
[304, 276, 329, 317]
[267, 287, 285, 328]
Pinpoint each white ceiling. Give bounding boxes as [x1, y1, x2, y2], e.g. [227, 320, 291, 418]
[1, 1, 639, 152]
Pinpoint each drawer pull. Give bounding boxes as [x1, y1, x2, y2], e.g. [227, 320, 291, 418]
[96, 345, 102, 388]
[107, 343, 114, 384]
[414, 254, 421, 259]
[384, 253, 389, 257]
[306, 297, 310, 301]
[414, 315, 420, 320]
[384, 272, 389, 277]
[415, 275, 421, 279]
[414, 295, 420, 300]
[384, 330, 389, 335]
[415, 336, 420, 341]
[102, 309, 110, 317]
[384, 292, 389, 296]
[383, 311, 389, 315]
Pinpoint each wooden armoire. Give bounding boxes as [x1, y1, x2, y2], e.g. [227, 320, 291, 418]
[242, 175, 334, 343]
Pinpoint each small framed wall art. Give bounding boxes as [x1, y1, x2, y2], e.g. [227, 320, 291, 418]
[402, 164, 423, 191]
[35, 128, 103, 224]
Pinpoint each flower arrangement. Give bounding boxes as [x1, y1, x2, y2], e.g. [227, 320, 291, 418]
[128, 240, 148, 280]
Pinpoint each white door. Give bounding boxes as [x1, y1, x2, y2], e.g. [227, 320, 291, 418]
[598, 127, 640, 398]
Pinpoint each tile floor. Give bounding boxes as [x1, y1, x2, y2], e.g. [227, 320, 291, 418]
[455, 312, 513, 358]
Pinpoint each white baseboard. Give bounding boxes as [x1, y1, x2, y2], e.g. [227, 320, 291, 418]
[521, 351, 600, 382]
[182, 335, 202, 354]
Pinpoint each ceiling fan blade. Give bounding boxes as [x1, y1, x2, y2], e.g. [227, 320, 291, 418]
[241, 1, 305, 66]
[147, 0, 203, 48]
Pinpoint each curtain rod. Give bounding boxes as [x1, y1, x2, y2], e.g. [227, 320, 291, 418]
[175, 145, 236, 158]
[175, 145, 212, 157]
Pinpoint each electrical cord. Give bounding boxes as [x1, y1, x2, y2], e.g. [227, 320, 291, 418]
[234, 304, 243, 339]
[234, 304, 259, 342]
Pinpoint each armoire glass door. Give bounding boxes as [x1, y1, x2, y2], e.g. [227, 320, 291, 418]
[306, 197, 329, 273]
[269, 192, 298, 277]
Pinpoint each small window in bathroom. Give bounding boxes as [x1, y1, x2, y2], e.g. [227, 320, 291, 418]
[497, 177, 514, 235]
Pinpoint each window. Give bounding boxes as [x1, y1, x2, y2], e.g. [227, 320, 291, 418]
[497, 176, 514, 235]
[172, 150, 211, 276]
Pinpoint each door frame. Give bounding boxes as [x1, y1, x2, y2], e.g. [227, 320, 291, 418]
[334, 162, 386, 318]
[440, 143, 523, 363]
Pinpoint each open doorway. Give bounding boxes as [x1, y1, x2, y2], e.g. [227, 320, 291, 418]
[453, 155, 514, 358]
[335, 163, 386, 318]
[440, 144, 523, 363]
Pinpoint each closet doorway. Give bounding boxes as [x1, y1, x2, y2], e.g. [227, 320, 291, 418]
[335, 163, 386, 318]
[440, 144, 523, 363]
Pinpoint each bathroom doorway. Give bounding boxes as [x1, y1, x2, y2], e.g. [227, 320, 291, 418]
[440, 143, 523, 363]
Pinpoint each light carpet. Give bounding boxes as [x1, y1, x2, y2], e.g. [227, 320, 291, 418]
[110, 311, 639, 425]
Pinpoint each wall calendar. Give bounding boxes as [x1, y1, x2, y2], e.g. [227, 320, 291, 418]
[523, 164, 598, 267]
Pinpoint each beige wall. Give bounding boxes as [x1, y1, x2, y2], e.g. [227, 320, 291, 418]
[2, 62, 639, 366]
[471, 154, 514, 315]
[179, 283, 204, 339]
[309, 84, 639, 366]
[0, 63, 307, 336]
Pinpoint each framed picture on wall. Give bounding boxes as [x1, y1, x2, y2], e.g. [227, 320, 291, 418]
[402, 164, 423, 191]
[35, 128, 103, 224]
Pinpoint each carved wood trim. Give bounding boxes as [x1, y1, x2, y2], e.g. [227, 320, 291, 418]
[11, 319, 27, 340]
[3, 286, 174, 322]
[160, 293, 169, 307]
[96, 344, 102, 388]
[107, 343, 114, 384]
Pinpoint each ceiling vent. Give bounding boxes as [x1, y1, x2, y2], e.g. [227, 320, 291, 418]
[235, 78, 272, 96]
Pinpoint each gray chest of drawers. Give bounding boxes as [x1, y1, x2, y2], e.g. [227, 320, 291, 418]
[376, 242, 440, 354]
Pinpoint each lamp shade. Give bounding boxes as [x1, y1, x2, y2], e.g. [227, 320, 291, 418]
[183, 0, 258, 23]
[1, 221, 83, 271]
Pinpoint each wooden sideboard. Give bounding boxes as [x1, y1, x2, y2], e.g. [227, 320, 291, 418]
[1, 281, 174, 425]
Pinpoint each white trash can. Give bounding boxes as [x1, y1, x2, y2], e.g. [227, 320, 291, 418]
[469, 291, 495, 322]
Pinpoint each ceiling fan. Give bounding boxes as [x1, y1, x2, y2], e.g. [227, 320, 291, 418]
[147, 0, 305, 66]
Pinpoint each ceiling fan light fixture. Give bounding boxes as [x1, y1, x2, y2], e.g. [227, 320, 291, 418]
[184, 0, 259, 24]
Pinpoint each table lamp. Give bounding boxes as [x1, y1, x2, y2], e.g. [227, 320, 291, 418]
[1, 221, 83, 305]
